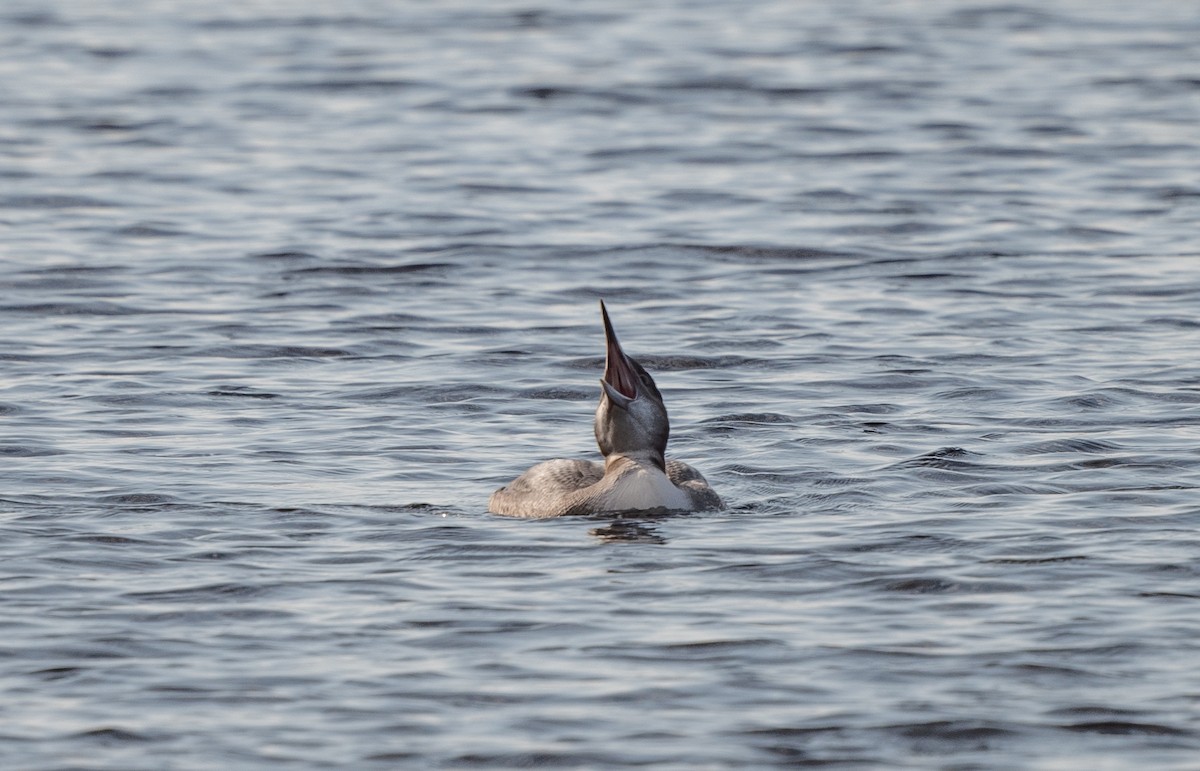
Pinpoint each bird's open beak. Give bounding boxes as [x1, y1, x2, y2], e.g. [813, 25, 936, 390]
[600, 300, 637, 407]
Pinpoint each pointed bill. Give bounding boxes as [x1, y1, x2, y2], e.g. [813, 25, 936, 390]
[600, 300, 637, 406]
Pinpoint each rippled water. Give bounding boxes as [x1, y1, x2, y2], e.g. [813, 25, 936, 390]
[4, 0, 1200, 767]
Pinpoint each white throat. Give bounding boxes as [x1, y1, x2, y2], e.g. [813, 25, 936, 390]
[598, 459, 690, 511]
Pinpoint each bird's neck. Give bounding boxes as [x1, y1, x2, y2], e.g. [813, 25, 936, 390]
[605, 450, 666, 474]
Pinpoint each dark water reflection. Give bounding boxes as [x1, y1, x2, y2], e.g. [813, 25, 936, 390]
[3, 0, 1200, 768]
[588, 514, 678, 545]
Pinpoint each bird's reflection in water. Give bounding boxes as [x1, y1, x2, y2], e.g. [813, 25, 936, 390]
[588, 510, 687, 544]
[589, 520, 666, 543]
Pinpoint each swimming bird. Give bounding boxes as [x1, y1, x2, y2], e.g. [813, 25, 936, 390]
[489, 301, 722, 518]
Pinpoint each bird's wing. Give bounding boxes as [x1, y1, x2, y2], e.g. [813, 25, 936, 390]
[505, 459, 605, 494]
[489, 459, 605, 517]
[666, 459, 708, 485]
[666, 459, 724, 511]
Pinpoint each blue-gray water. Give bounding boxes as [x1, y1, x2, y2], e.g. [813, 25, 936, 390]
[3, 0, 1200, 768]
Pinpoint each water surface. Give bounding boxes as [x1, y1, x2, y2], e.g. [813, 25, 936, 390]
[3, 0, 1200, 768]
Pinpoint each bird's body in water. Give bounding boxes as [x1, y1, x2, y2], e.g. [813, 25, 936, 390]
[489, 302, 722, 518]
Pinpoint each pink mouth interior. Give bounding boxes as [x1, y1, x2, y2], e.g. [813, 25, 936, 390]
[605, 350, 637, 400]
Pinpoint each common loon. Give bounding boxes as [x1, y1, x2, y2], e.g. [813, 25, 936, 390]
[489, 301, 722, 518]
